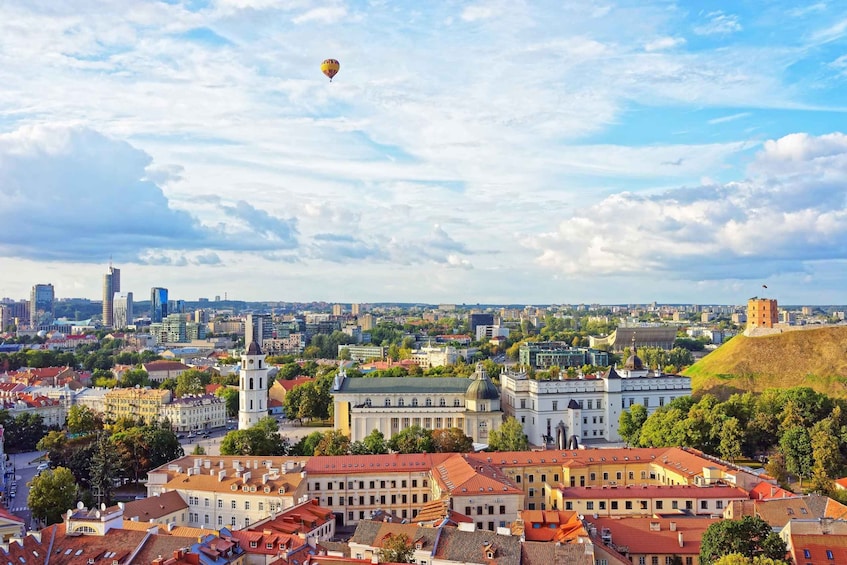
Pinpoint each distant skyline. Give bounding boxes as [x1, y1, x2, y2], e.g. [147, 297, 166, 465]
[2, 2, 847, 304]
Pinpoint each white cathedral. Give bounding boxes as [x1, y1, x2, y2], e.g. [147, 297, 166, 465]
[238, 340, 269, 430]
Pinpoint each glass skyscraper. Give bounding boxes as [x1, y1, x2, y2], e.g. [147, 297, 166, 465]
[150, 287, 168, 323]
[29, 284, 54, 328]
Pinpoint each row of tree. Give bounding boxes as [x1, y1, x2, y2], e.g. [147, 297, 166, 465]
[619, 387, 847, 494]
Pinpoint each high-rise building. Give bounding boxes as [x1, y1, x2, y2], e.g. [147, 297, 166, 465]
[351, 303, 360, 316]
[168, 299, 186, 315]
[332, 304, 343, 316]
[113, 293, 134, 329]
[102, 265, 121, 328]
[747, 298, 778, 329]
[30, 284, 55, 328]
[359, 313, 374, 331]
[150, 287, 168, 322]
[469, 313, 494, 335]
[0, 301, 29, 330]
[246, 313, 274, 347]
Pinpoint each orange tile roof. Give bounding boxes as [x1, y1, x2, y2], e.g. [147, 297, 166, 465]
[432, 454, 522, 496]
[790, 534, 847, 565]
[749, 481, 796, 500]
[303, 452, 453, 475]
[275, 376, 314, 391]
[835, 477, 847, 489]
[587, 517, 717, 556]
[122, 490, 188, 520]
[466, 448, 668, 468]
[520, 509, 585, 542]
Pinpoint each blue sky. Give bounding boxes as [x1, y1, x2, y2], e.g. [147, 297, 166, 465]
[1, 1, 847, 305]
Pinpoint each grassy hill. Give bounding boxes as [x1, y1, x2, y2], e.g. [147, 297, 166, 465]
[683, 326, 847, 398]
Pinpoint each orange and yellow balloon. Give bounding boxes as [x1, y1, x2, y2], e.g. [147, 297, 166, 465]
[321, 59, 340, 82]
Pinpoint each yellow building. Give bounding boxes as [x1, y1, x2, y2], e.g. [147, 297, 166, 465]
[103, 387, 172, 424]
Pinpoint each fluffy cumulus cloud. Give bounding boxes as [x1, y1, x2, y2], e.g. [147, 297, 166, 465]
[0, 125, 299, 263]
[525, 132, 847, 281]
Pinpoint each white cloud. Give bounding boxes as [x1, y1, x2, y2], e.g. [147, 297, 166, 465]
[644, 36, 686, 52]
[460, 4, 500, 22]
[708, 112, 751, 125]
[694, 11, 742, 36]
[292, 6, 348, 24]
[524, 132, 847, 281]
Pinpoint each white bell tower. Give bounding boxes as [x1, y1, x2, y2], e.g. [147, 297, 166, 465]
[239, 341, 268, 430]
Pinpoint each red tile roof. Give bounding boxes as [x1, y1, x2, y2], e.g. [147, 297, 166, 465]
[303, 453, 453, 475]
[275, 377, 314, 391]
[466, 448, 668, 469]
[432, 454, 522, 496]
[790, 534, 847, 565]
[144, 360, 190, 371]
[749, 481, 796, 500]
[587, 517, 717, 556]
[520, 510, 585, 542]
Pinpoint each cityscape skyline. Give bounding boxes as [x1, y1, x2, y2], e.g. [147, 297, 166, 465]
[2, 2, 847, 304]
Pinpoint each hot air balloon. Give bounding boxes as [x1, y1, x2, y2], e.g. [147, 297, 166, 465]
[321, 59, 340, 82]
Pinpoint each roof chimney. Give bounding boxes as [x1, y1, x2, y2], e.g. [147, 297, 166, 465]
[669, 522, 676, 531]
[678, 532, 684, 548]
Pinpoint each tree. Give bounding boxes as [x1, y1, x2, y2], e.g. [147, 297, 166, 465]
[215, 387, 239, 418]
[119, 368, 149, 388]
[713, 554, 789, 565]
[619, 404, 648, 446]
[174, 369, 206, 397]
[339, 347, 351, 361]
[28, 467, 78, 525]
[351, 429, 388, 455]
[67, 405, 101, 435]
[432, 428, 474, 453]
[488, 417, 528, 452]
[220, 417, 288, 456]
[780, 426, 813, 486]
[388, 425, 435, 454]
[378, 532, 415, 563]
[314, 430, 351, 456]
[294, 431, 325, 456]
[699, 516, 787, 565]
[719, 417, 744, 462]
[191, 444, 206, 455]
[764, 452, 788, 487]
[89, 434, 120, 506]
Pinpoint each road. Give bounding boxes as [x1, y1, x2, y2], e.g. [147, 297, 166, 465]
[178, 419, 330, 457]
[6, 451, 46, 531]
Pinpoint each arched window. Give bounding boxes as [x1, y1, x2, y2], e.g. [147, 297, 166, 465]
[439, 398, 446, 407]
[425, 398, 432, 407]
[385, 398, 391, 407]
[454, 398, 461, 407]
[412, 398, 419, 407]
[398, 398, 405, 407]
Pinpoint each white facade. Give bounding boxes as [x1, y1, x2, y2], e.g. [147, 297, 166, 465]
[239, 343, 268, 430]
[409, 346, 459, 368]
[161, 394, 227, 432]
[500, 364, 692, 445]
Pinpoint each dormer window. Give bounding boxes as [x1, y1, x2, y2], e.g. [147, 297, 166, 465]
[365, 398, 372, 407]
[385, 398, 391, 407]
[487, 551, 494, 559]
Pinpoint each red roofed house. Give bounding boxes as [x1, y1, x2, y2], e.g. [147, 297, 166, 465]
[518, 509, 586, 543]
[586, 516, 717, 565]
[269, 376, 314, 407]
[230, 499, 334, 562]
[749, 480, 796, 501]
[782, 518, 847, 565]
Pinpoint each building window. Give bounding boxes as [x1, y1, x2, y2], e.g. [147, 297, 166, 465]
[231, 501, 236, 509]
[643, 397, 649, 407]
[652, 557, 658, 565]
[520, 399, 526, 409]
[426, 398, 432, 407]
[365, 398, 372, 407]
[385, 398, 391, 406]
[656, 501, 663, 510]
[590, 473, 596, 481]
[231, 516, 236, 526]
[587, 400, 593, 410]
[398, 398, 405, 407]
[217, 500, 222, 509]
[701, 501, 708, 510]
[625, 501, 632, 510]
[586, 502, 594, 510]
[245, 501, 250, 510]
[611, 501, 618, 510]
[716, 500, 724, 509]
[412, 398, 419, 407]
[439, 398, 446, 407]
[659, 397, 665, 407]
[602, 472, 608, 481]
[455, 398, 461, 407]
[552, 401, 558, 411]
[826, 550, 834, 560]
[599, 501, 606, 510]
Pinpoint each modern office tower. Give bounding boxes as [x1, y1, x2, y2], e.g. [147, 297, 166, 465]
[102, 265, 121, 328]
[29, 284, 55, 327]
[469, 313, 494, 335]
[168, 299, 186, 315]
[246, 313, 274, 347]
[113, 293, 134, 329]
[151, 287, 168, 323]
